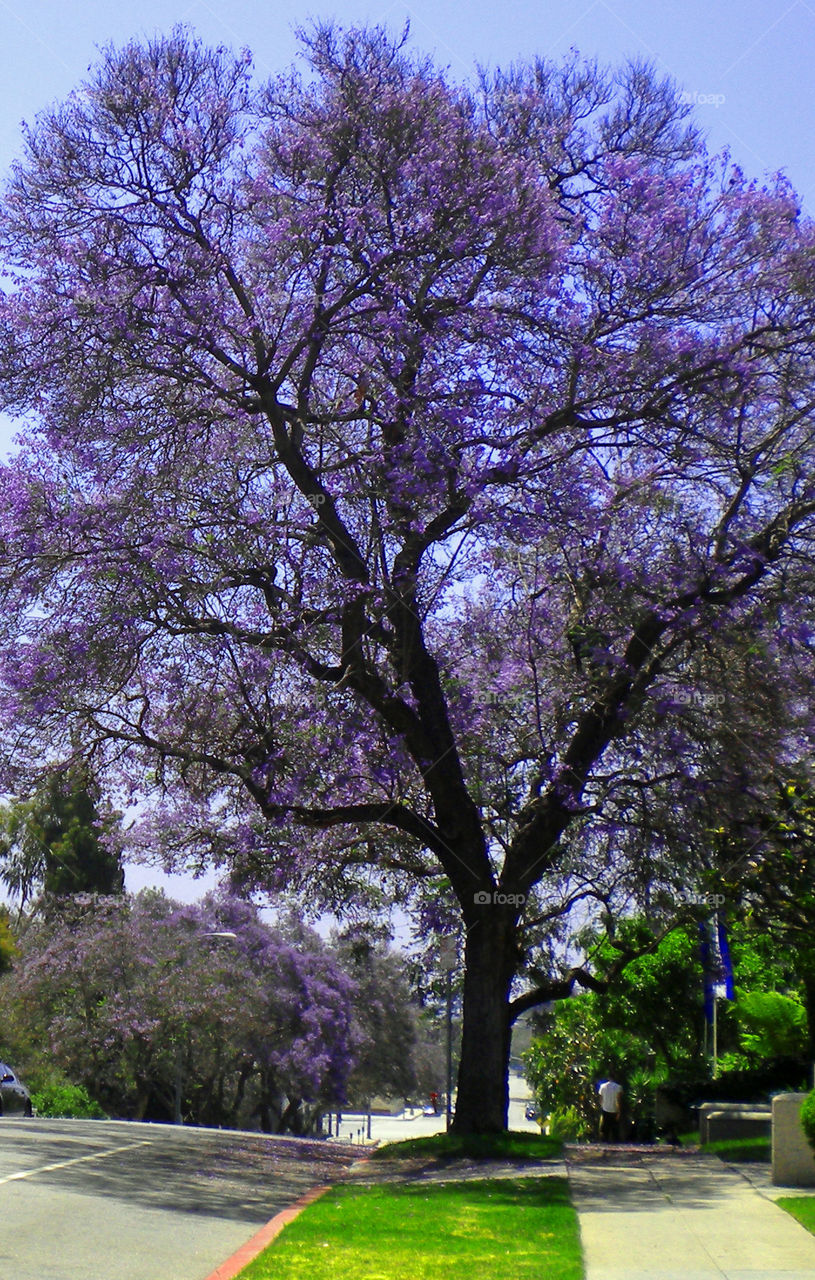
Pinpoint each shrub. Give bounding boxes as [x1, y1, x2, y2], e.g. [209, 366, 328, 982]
[736, 991, 807, 1061]
[31, 1081, 106, 1119]
[800, 1089, 815, 1154]
[546, 1105, 591, 1141]
[666, 1056, 809, 1108]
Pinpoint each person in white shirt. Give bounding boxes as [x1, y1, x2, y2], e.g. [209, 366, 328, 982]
[598, 1075, 623, 1142]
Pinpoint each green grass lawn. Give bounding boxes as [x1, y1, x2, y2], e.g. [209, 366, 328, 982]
[236, 1178, 583, 1280]
[700, 1135, 771, 1164]
[777, 1197, 815, 1235]
[371, 1130, 563, 1162]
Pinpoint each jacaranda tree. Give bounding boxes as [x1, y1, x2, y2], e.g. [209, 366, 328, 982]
[6, 890, 355, 1128]
[0, 25, 813, 1131]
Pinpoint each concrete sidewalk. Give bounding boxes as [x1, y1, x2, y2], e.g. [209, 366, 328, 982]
[568, 1152, 815, 1280]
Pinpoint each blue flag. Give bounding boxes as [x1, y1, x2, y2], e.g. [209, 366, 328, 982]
[699, 915, 735, 1023]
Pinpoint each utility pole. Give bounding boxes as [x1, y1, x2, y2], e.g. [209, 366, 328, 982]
[439, 936, 457, 1131]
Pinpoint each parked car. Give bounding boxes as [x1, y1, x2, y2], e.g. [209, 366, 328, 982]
[0, 1063, 32, 1116]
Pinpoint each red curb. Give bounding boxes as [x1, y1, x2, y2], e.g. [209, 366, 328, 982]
[203, 1184, 331, 1280]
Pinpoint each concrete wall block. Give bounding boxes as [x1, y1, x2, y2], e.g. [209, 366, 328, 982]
[698, 1101, 771, 1144]
[707, 1114, 771, 1144]
[772, 1092, 815, 1187]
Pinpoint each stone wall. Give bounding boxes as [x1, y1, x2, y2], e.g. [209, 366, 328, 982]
[772, 1092, 815, 1187]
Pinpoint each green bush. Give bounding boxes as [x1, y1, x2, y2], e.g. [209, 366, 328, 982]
[546, 1105, 591, 1141]
[800, 1089, 815, 1154]
[665, 1056, 809, 1108]
[736, 990, 808, 1061]
[31, 1081, 106, 1119]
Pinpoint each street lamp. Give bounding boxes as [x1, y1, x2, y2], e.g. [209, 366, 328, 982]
[439, 936, 457, 1131]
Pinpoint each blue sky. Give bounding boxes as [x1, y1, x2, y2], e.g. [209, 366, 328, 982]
[0, 0, 811, 904]
[1, 0, 813, 205]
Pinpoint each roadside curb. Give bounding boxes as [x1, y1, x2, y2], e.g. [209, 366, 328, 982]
[202, 1184, 331, 1280]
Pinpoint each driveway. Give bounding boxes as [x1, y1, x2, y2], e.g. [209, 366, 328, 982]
[0, 1118, 357, 1280]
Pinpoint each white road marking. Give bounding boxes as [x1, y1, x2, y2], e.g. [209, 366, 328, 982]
[0, 1138, 153, 1186]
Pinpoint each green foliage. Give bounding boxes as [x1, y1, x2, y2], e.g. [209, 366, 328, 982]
[727, 922, 796, 993]
[735, 990, 807, 1061]
[592, 926, 706, 1071]
[0, 764, 124, 909]
[717, 771, 815, 1057]
[0, 907, 17, 974]
[546, 1106, 591, 1141]
[800, 1090, 815, 1155]
[524, 926, 706, 1134]
[524, 1001, 593, 1130]
[31, 1080, 106, 1119]
[524, 919, 815, 1139]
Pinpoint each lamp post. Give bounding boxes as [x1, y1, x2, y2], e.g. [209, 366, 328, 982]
[439, 936, 457, 1131]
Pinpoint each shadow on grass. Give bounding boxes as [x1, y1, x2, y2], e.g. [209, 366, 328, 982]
[380, 1176, 574, 1205]
[701, 1136, 771, 1164]
[371, 1130, 563, 1162]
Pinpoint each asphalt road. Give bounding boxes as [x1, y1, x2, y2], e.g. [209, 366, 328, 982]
[0, 1118, 357, 1280]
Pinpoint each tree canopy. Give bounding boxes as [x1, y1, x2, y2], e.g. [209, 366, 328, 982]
[0, 765, 124, 909]
[0, 24, 813, 1130]
[4, 890, 356, 1129]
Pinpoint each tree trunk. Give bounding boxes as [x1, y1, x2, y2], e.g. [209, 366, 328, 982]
[452, 908, 517, 1134]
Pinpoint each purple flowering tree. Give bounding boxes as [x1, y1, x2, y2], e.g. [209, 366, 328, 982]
[0, 25, 814, 1131]
[8, 891, 355, 1128]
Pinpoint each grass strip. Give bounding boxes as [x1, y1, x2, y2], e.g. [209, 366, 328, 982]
[236, 1177, 582, 1280]
[700, 1135, 771, 1164]
[777, 1197, 815, 1235]
[371, 1130, 563, 1162]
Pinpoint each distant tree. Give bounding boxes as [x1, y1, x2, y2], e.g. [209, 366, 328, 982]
[4, 890, 356, 1130]
[411, 1010, 452, 1103]
[334, 928, 420, 1106]
[0, 907, 16, 974]
[0, 765, 124, 909]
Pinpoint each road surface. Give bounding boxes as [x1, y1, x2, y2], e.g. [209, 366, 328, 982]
[0, 1118, 356, 1280]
